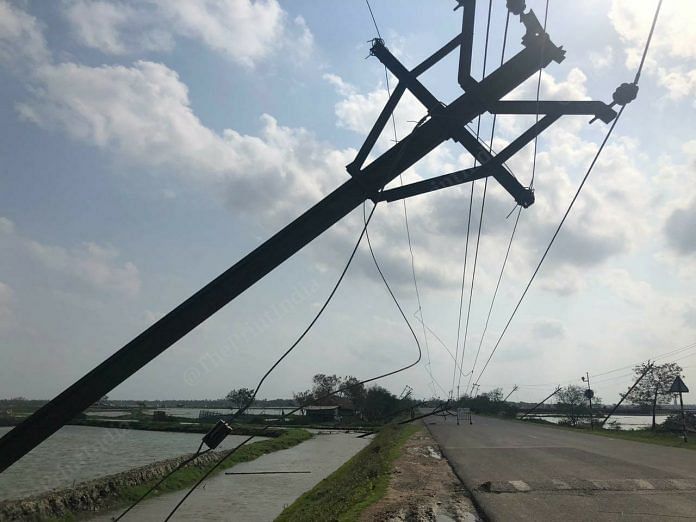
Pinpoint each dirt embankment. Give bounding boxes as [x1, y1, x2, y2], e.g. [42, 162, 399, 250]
[0, 450, 221, 521]
[361, 427, 480, 522]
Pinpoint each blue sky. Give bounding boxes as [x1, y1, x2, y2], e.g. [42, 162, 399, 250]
[1, 0, 695, 404]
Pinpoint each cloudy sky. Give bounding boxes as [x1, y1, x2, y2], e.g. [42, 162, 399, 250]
[1, 0, 695, 405]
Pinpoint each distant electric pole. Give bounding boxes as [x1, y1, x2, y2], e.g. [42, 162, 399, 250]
[582, 372, 595, 430]
[504, 385, 519, 402]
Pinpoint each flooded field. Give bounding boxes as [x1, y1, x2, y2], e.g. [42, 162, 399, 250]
[0, 425, 264, 501]
[90, 431, 370, 521]
[522, 414, 669, 429]
[136, 407, 301, 418]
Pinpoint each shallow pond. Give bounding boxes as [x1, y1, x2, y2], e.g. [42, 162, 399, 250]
[0, 425, 262, 500]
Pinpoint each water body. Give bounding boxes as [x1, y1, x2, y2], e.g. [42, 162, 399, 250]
[523, 414, 669, 429]
[140, 407, 301, 418]
[0, 426, 262, 501]
[90, 432, 370, 521]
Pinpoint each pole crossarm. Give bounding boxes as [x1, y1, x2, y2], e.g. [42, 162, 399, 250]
[349, 4, 614, 209]
[378, 113, 561, 202]
[488, 101, 617, 123]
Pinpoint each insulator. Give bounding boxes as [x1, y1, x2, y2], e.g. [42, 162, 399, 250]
[507, 0, 526, 15]
[612, 82, 639, 106]
[202, 419, 233, 450]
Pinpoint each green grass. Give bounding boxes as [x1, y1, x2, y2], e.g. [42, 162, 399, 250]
[44, 429, 312, 521]
[276, 424, 418, 522]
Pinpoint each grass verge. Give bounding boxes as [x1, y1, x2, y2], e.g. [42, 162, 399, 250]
[276, 423, 418, 522]
[48, 429, 312, 521]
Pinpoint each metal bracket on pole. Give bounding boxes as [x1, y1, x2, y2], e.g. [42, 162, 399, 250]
[0, 1, 619, 474]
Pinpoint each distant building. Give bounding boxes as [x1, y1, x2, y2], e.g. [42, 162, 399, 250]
[304, 405, 340, 422]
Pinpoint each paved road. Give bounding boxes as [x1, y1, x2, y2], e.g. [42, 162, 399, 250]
[427, 415, 696, 521]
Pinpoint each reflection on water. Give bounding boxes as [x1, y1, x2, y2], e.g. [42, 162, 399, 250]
[0, 426, 263, 501]
[522, 414, 669, 429]
[140, 407, 302, 418]
[90, 432, 370, 522]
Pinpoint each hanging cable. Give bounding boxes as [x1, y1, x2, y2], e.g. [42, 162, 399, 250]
[161, 206, 427, 520]
[161, 69, 444, 521]
[116, 206, 379, 520]
[474, 105, 626, 389]
[363, 202, 448, 398]
[455, 0, 494, 399]
[413, 310, 472, 382]
[365, 0, 436, 395]
[473, 0, 662, 388]
[114, 443, 209, 521]
[464, 9, 516, 398]
[466, 0, 550, 397]
[529, 0, 550, 189]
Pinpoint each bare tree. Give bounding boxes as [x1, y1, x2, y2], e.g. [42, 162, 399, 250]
[626, 362, 683, 430]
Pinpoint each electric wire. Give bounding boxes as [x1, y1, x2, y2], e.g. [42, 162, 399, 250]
[529, 0, 550, 189]
[413, 310, 472, 382]
[466, 0, 550, 396]
[161, 208, 427, 521]
[464, 9, 515, 397]
[117, 207, 380, 520]
[162, 54, 445, 519]
[114, 443, 208, 521]
[473, 105, 626, 389]
[452, 0, 494, 400]
[473, 0, 663, 389]
[365, 0, 436, 395]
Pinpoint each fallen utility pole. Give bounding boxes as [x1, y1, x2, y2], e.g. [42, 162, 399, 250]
[504, 385, 519, 402]
[601, 361, 654, 427]
[0, 0, 617, 473]
[520, 386, 562, 419]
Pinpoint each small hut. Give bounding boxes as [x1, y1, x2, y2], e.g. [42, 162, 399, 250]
[304, 405, 340, 422]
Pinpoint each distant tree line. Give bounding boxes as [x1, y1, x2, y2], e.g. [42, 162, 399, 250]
[292, 374, 415, 422]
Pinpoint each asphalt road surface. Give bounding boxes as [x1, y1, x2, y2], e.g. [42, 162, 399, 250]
[427, 415, 696, 521]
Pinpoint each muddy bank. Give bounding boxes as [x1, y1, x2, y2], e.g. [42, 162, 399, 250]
[361, 427, 480, 521]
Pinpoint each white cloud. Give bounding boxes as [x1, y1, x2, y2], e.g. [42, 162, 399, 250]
[657, 67, 696, 102]
[0, 217, 141, 298]
[26, 240, 141, 297]
[609, 0, 696, 65]
[64, 0, 313, 66]
[322, 73, 356, 97]
[589, 45, 614, 70]
[326, 72, 426, 147]
[0, 0, 49, 69]
[609, 0, 696, 101]
[65, 1, 173, 55]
